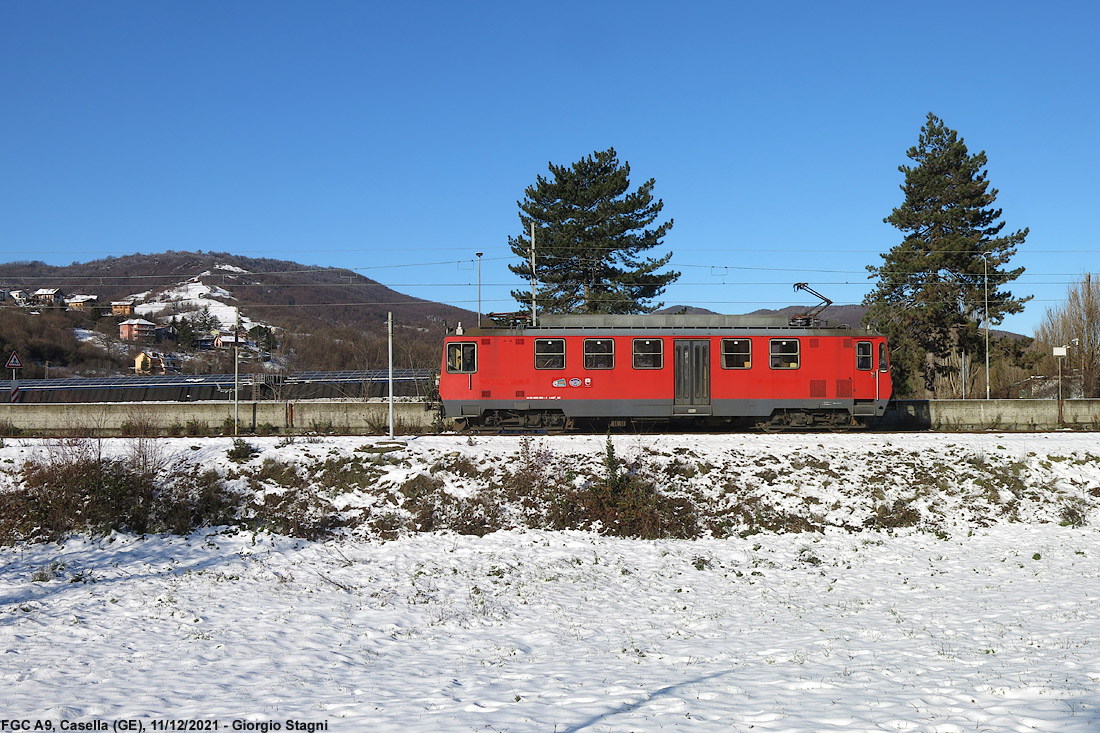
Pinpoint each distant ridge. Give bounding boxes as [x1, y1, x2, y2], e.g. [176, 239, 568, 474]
[652, 305, 720, 316]
[0, 251, 477, 373]
[749, 304, 869, 328]
[656, 303, 869, 328]
[0, 251, 475, 334]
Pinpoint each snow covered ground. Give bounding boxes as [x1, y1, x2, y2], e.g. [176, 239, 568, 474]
[2, 433, 1099, 730]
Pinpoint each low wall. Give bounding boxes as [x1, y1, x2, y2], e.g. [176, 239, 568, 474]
[1, 399, 1098, 436]
[882, 399, 1100, 431]
[0, 400, 441, 437]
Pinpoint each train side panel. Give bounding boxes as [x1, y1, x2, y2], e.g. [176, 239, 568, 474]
[439, 328, 892, 425]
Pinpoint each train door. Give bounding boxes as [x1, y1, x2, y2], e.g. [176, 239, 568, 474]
[852, 339, 891, 415]
[674, 340, 710, 414]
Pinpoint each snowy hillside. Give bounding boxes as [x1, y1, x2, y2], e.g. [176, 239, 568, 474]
[1, 432, 1099, 730]
[133, 266, 265, 332]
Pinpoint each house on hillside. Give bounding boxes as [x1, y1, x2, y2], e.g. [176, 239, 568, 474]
[134, 350, 178, 375]
[111, 300, 136, 317]
[7, 290, 28, 306]
[119, 318, 157, 341]
[193, 334, 216, 350]
[31, 288, 65, 306]
[65, 294, 100, 312]
[215, 331, 248, 349]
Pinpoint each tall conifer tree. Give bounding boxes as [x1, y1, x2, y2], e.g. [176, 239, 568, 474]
[864, 113, 1030, 395]
[508, 148, 678, 315]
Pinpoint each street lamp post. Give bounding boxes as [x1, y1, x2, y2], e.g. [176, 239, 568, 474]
[1054, 344, 1068, 424]
[984, 254, 990, 399]
[476, 252, 483, 328]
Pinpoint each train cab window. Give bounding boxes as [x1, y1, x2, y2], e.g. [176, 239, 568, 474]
[632, 339, 663, 369]
[769, 339, 800, 369]
[879, 342, 890, 372]
[446, 342, 477, 373]
[534, 338, 565, 369]
[856, 341, 873, 370]
[584, 339, 614, 369]
[721, 339, 751, 369]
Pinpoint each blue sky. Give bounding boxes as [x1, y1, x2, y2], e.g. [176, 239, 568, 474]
[2, 1, 1097, 336]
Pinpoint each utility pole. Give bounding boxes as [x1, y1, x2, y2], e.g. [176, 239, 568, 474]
[530, 222, 537, 327]
[387, 311, 395, 440]
[233, 307, 240, 436]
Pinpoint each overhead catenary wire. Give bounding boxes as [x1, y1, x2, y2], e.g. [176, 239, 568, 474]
[4, 248, 1094, 325]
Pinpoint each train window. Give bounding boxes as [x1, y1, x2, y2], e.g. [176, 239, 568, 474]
[879, 342, 890, 372]
[856, 341, 873, 370]
[446, 342, 477, 373]
[721, 339, 751, 369]
[534, 339, 565, 369]
[769, 339, 799, 369]
[584, 339, 614, 369]
[632, 339, 663, 369]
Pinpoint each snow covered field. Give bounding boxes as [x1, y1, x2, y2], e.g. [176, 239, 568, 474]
[2, 433, 1099, 731]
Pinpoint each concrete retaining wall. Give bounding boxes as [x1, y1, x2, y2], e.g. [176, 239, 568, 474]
[881, 399, 1100, 431]
[1, 399, 1098, 436]
[0, 400, 441, 437]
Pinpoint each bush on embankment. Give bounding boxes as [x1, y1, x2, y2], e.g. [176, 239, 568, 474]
[2, 435, 1099, 545]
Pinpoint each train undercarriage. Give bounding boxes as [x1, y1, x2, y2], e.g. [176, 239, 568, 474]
[453, 407, 867, 434]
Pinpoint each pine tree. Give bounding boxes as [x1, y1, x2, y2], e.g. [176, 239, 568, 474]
[173, 316, 196, 350]
[508, 148, 678, 315]
[864, 113, 1030, 396]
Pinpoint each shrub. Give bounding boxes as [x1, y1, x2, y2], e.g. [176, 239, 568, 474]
[308, 420, 336, 435]
[552, 436, 698, 539]
[1060, 500, 1089, 528]
[120, 408, 159, 437]
[315, 456, 384, 493]
[226, 438, 258, 463]
[248, 488, 342, 540]
[14, 451, 156, 541]
[0, 438, 248, 543]
[184, 420, 208, 436]
[153, 468, 241, 535]
[708, 494, 823, 537]
[247, 458, 308, 489]
[865, 498, 922, 529]
[399, 473, 446, 531]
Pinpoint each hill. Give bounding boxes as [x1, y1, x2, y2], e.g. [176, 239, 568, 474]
[1, 252, 475, 375]
[659, 303, 871, 328]
[748, 303, 870, 327]
[2, 251, 473, 330]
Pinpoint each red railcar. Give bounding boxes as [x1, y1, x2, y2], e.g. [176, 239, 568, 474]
[439, 313, 892, 430]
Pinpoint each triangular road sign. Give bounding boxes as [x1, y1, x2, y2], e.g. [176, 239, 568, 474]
[6, 352, 21, 369]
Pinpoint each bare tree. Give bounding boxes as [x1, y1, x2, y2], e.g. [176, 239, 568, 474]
[1036, 273, 1100, 397]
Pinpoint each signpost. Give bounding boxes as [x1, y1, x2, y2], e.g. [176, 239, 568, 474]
[7, 352, 21, 403]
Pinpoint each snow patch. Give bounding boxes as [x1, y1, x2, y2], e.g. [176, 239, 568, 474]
[1, 433, 1098, 728]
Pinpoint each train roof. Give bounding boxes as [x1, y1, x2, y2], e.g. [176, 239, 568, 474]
[459, 312, 882, 336]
